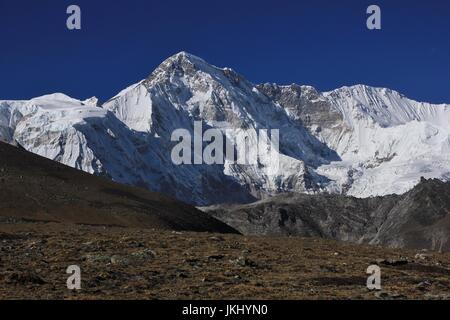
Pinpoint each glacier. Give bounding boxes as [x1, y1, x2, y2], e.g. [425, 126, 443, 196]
[1, 52, 449, 205]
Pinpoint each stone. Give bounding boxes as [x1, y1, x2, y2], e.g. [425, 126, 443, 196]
[415, 253, 430, 261]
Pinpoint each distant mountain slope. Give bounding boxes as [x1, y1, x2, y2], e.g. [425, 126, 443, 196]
[1, 52, 449, 205]
[258, 84, 450, 198]
[0, 142, 237, 233]
[204, 178, 450, 251]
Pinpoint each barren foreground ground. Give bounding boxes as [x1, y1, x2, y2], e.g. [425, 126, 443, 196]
[1, 219, 449, 300]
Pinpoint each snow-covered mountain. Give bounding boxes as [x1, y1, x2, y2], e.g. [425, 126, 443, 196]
[1, 52, 449, 205]
[259, 83, 450, 197]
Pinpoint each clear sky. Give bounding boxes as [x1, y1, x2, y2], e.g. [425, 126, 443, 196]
[1, 0, 449, 103]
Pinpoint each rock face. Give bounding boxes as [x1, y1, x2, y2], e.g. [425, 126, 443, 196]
[1, 52, 449, 205]
[204, 179, 450, 251]
[0, 141, 238, 234]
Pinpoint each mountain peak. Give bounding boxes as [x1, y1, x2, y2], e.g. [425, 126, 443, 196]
[31, 92, 77, 102]
[326, 84, 404, 100]
[146, 51, 219, 82]
[82, 96, 100, 106]
[170, 51, 202, 61]
[162, 51, 211, 69]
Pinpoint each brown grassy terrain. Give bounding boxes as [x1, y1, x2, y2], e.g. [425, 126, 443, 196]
[1, 219, 449, 300]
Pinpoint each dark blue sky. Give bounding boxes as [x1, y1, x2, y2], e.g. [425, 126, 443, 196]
[1, 0, 449, 103]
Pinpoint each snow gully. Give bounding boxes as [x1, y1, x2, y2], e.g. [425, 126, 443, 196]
[170, 121, 280, 174]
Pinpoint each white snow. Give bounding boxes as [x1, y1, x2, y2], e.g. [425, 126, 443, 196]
[316, 85, 450, 197]
[1, 53, 449, 204]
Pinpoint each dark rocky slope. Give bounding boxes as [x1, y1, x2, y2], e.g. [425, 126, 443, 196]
[204, 178, 450, 251]
[0, 141, 237, 234]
